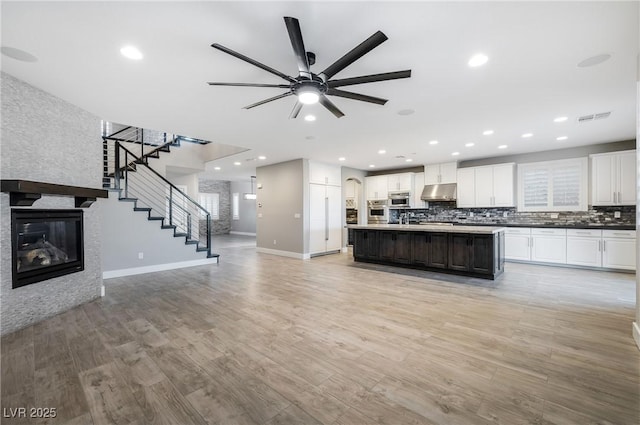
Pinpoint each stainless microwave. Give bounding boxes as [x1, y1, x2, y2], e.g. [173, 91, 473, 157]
[388, 191, 411, 208]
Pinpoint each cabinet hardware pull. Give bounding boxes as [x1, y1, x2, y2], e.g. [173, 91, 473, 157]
[618, 191, 622, 203]
[613, 192, 617, 203]
[598, 240, 601, 251]
[325, 197, 329, 241]
[603, 240, 606, 251]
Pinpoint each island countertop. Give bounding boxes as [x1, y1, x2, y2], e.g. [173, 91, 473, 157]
[347, 223, 506, 234]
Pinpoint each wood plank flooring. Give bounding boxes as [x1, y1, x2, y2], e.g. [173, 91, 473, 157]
[2, 234, 638, 424]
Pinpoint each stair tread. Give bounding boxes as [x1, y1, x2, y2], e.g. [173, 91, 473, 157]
[133, 207, 151, 212]
[161, 225, 177, 229]
[208, 253, 220, 258]
[173, 232, 188, 237]
[185, 240, 199, 245]
[119, 198, 138, 202]
[148, 216, 164, 220]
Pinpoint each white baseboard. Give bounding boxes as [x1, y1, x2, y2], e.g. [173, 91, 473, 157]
[633, 322, 640, 351]
[229, 231, 256, 236]
[103, 257, 219, 279]
[256, 247, 310, 260]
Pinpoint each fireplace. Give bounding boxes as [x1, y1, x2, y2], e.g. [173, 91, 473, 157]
[11, 209, 84, 289]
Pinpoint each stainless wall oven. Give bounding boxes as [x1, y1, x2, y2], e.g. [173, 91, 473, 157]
[367, 199, 389, 224]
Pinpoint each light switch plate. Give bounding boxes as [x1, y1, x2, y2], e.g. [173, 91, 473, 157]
[614, 211, 621, 218]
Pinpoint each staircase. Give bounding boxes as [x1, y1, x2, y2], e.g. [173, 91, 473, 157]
[102, 126, 218, 259]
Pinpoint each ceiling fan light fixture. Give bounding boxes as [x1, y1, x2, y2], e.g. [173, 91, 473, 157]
[298, 90, 320, 105]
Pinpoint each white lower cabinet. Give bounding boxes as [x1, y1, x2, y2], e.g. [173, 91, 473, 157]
[506, 226, 636, 271]
[602, 230, 636, 270]
[566, 229, 602, 267]
[531, 228, 567, 264]
[504, 228, 532, 261]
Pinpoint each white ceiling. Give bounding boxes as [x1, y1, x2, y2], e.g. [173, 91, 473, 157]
[2, 1, 638, 182]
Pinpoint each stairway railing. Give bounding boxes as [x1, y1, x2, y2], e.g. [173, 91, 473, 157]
[103, 125, 177, 161]
[105, 141, 212, 258]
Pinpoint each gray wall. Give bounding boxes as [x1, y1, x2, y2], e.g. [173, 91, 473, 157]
[230, 180, 257, 235]
[198, 179, 230, 235]
[459, 140, 635, 168]
[256, 159, 306, 255]
[0, 72, 103, 335]
[100, 192, 208, 272]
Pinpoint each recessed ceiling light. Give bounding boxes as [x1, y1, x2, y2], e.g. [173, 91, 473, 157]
[465, 143, 475, 147]
[305, 136, 315, 140]
[468, 53, 488, 67]
[482, 130, 494, 136]
[214, 166, 221, 170]
[405, 158, 413, 162]
[304, 114, 316, 122]
[233, 161, 241, 166]
[498, 145, 508, 149]
[258, 155, 266, 160]
[1, 46, 38, 62]
[397, 109, 415, 116]
[556, 136, 568, 141]
[120, 45, 143, 60]
[378, 149, 386, 154]
[429, 140, 438, 145]
[521, 133, 533, 138]
[338, 157, 346, 161]
[369, 164, 375, 168]
[452, 152, 460, 156]
[553, 116, 568, 123]
[577, 54, 611, 68]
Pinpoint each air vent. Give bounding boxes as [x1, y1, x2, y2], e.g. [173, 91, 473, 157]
[578, 111, 611, 123]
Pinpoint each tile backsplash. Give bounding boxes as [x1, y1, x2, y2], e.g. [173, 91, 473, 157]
[389, 202, 635, 227]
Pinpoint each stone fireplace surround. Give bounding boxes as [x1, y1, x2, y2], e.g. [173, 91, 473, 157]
[1, 72, 104, 335]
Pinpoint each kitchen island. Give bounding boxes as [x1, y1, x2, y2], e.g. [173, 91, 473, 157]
[349, 224, 506, 279]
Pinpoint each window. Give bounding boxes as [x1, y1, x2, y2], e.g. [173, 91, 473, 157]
[199, 193, 219, 220]
[517, 157, 588, 212]
[232, 193, 239, 220]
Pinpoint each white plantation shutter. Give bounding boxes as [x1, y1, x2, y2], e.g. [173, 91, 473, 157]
[199, 193, 219, 220]
[518, 157, 587, 212]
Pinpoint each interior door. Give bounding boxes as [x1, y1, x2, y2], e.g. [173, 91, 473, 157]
[326, 184, 342, 252]
[309, 183, 327, 255]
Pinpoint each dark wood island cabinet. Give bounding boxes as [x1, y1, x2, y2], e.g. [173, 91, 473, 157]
[350, 224, 505, 279]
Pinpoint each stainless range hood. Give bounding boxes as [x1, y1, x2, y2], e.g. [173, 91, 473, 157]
[420, 183, 457, 201]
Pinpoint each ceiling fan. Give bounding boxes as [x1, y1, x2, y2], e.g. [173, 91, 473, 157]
[207, 16, 411, 118]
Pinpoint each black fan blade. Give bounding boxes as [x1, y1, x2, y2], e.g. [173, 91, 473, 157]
[328, 70, 411, 88]
[207, 82, 292, 88]
[319, 95, 345, 118]
[320, 31, 388, 79]
[284, 17, 311, 78]
[211, 43, 297, 83]
[326, 88, 387, 105]
[289, 101, 303, 119]
[243, 92, 293, 109]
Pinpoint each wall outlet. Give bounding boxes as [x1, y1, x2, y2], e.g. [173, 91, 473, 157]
[503, 211, 508, 218]
[294, 213, 301, 219]
[100, 285, 105, 297]
[138, 252, 144, 260]
[469, 212, 474, 217]
[614, 211, 621, 218]
[258, 213, 263, 218]
[485, 213, 490, 218]
[273, 239, 277, 245]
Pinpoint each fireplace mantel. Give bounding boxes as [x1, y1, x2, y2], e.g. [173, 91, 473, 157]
[1, 180, 108, 207]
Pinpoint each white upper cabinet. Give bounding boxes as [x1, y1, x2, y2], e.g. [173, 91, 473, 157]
[457, 163, 515, 208]
[590, 150, 636, 206]
[365, 175, 388, 200]
[413, 172, 425, 208]
[309, 160, 341, 186]
[424, 162, 457, 184]
[387, 172, 414, 192]
[456, 168, 476, 208]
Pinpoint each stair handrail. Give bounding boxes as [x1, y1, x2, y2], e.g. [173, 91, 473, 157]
[116, 142, 209, 215]
[114, 141, 212, 257]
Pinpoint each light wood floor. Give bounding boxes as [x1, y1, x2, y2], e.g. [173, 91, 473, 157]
[2, 234, 639, 425]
